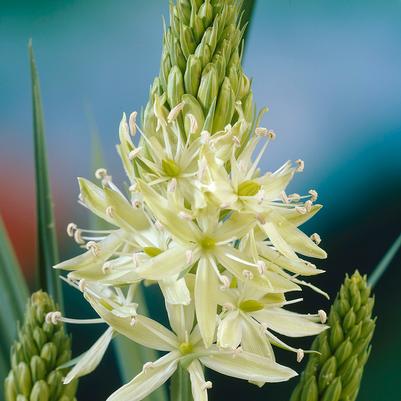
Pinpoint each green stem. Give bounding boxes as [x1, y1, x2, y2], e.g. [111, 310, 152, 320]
[170, 365, 193, 401]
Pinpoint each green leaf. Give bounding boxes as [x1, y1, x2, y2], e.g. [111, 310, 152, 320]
[0, 216, 29, 388]
[29, 40, 63, 310]
[368, 233, 401, 288]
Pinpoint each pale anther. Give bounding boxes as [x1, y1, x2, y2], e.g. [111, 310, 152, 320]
[200, 130, 210, 144]
[305, 200, 313, 212]
[288, 193, 301, 202]
[95, 168, 108, 180]
[106, 206, 115, 217]
[179, 211, 193, 221]
[242, 270, 254, 280]
[256, 260, 266, 274]
[201, 381, 213, 391]
[232, 136, 241, 147]
[129, 111, 137, 136]
[309, 189, 318, 202]
[297, 348, 304, 363]
[311, 233, 322, 245]
[45, 311, 62, 325]
[73, 229, 85, 245]
[295, 159, 304, 172]
[128, 147, 142, 160]
[295, 206, 307, 215]
[255, 127, 268, 136]
[186, 113, 198, 134]
[66, 223, 77, 237]
[318, 309, 327, 324]
[267, 129, 276, 140]
[86, 241, 100, 256]
[167, 102, 185, 123]
[168, 178, 177, 192]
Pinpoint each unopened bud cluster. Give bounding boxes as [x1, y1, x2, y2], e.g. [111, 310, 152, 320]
[4, 291, 77, 401]
[290, 271, 375, 401]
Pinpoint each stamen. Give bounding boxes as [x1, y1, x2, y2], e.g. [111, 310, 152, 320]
[143, 362, 155, 372]
[219, 275, 230, 290]
[318, 309, 327, 324]
[95, 168, 108, 180]
[201, 381, 213, 391]
[45, 311, 62, 324]
[288, 193, 301, 202]
[308, 189, 318, 202]
[256, 189, 265, 204]
[295, 206, 307, 215]
[66, 223, 77, 237]
[178, 211, 193, 221]
[132, 200, 142, 208]
[73, 229, 85, 245]
[222, 302, 235, 311]
[267, 129, 276, 140]
[280, 191, 289, 204]
[167, 102, 185, 123]
[128, 147, 142, 160]
[232, 136, 241, 147]
[129, 111, 137, 136]
[311, 233, 322, 245]
[86, 241, 100, 256]
[242, 270, 254, 280]
[304, 200, 313, 212]
[167, 178, 177, 192]
[297, 348, 304, 363]
[256, 260, 266, 274]
[186, 113, 198, 134]
[255, 127, 268, 136]
[295, 159, 304, 172]
[200, 130, 210, 144]
[106, 206, 115, 218]
[186, 250, 194, 265]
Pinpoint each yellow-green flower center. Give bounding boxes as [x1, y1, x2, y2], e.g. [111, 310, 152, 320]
[199, 236, 216, 251]
[239, 299, 264, 312]
[179, 342, 193, 355]
[237, 180, 261, 196]
[143, 247, 163, 257]
[162, 158, 181, 177]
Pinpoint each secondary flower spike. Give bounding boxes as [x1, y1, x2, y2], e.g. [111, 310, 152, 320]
[54, 0, 329, 399]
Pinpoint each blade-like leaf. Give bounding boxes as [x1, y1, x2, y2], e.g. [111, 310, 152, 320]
[29, 40, 63, 309]
[87, 116, 167, 401]
[0, 216, 29, 387]
[368, 233, 401, 288]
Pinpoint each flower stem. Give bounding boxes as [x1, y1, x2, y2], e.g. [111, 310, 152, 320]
[170, 365, 193, 401]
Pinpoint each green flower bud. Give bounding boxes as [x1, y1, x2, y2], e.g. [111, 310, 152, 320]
[184, 55, 202, 96]
[237, 180, 261, 197]
[182, 94, 204, 136]
[30, 381, 49, 401]
[290, 271, 376, 401]
[300, 376, 318, 401]
[180, 24, 196, 58]
[167, 66, 184, 109]
[213, 77, 235, 132]
[198, 0, 213, 28]
[4, 291, 77, 401]
[197, 63, 218, 112]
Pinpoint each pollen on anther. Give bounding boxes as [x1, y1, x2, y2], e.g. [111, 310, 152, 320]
[95, 168, 108, 180]
[318, 309, 327, 324]
[86, 241, 100, 256]
[297, 348, 304, 363]
[106, 206, 115, 217]
[128, 147, 142, 160]
[167, 101, 185, 123]
[66, 223, 77, 237]
[73, 229, 85, 245]
[295, 159, 304, 172]
[309, 189, 318, 202]
[201, 381, 213, 391]
[311, 233, 322, 245]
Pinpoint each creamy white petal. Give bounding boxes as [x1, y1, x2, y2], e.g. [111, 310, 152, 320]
[64, 327, 113, 384]
[107, 352, 179, 401]
[251, 307, 328, 337]
[187, 360, 209, 401]
[87, 295, 178, 351]
[200, 349, 297, 383]
[137, 246, 197, 280]
[195, 257, 218, 347]
[160, 276, 191, 305]
[217, 310, 242, 349]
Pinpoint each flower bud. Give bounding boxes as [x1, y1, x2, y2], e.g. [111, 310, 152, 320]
[30, 380, 49, 401]
[180, 24, 196, 58]
[197, 63, 218, 113]
[320, 377, 342, 401]
[167, 66, 184, 109]
[184, 55, 202, 96]
[213, 77, 235, 132]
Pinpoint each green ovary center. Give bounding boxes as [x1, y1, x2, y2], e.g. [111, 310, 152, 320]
[143, 247, 162, 257]
[179, 342, 193, 355]
[162, 158, 181, 177]
[199, 236, 216, 251]
[239, 299, 264, 312]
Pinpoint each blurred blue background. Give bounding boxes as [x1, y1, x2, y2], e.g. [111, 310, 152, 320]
[1, 0, 400, 400]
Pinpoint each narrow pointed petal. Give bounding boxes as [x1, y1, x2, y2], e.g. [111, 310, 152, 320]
[64, 327, 113, 384]
[160, 276, 191, 305]
[251, 307, 328, 337]
[241, 315, 274, 359]
[217, 311, 242, 349]
[200, 349, 297, 383]
[107, 352, 179, 401]
[195, 257, 218, 347]
[187, 360, 209, 401]
[87, 295, 178, 351]
[137, 246, 197, 280]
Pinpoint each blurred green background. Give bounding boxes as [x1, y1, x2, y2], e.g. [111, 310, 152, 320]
[1, 0, 400, 400]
